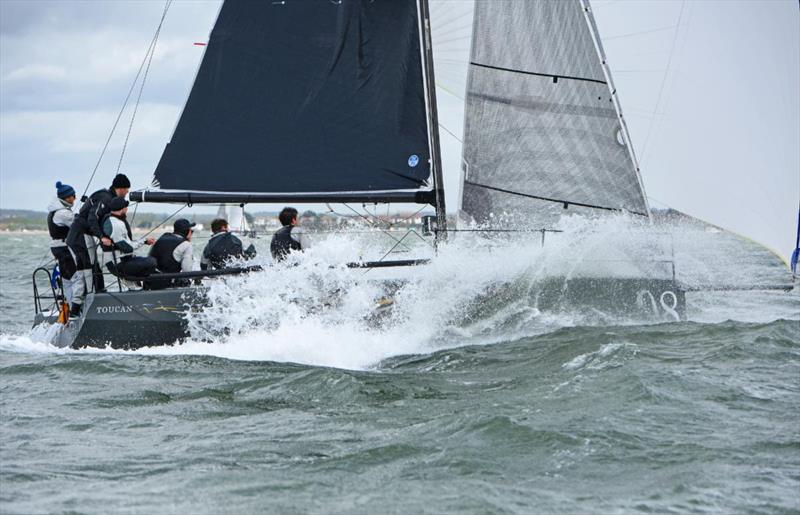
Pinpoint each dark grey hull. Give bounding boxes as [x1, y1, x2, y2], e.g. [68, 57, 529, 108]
[33, 288, 204, 350]
[534, 277, 686, 321]
[32, 276, 686, 350]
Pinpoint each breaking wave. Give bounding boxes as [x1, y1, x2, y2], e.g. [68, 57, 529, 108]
[2, 214, 796, 370]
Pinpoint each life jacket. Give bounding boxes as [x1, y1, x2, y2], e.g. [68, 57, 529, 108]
[149, 232, 186, 273]
[47, 210, 70, 242]
[270, 225, 301, 261]
[100, 214, 132, 253]
[203, 232, 244, 269]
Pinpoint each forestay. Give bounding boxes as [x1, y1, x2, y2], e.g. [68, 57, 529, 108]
[145, 0, 435, 204]
[460, 0, 649, 226]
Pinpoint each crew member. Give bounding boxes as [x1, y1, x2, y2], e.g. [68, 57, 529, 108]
[66, 173, 131, 307]
[201, 218, 257, 270]
[100, 197, 156, 278]
[47, 181, 79, 315]
[270, 207, 310, 262]
[150, 218, 195, 273]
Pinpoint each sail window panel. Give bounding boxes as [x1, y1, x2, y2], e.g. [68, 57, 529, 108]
[155, 0, 431, 195]
[461, 0, 649, 225]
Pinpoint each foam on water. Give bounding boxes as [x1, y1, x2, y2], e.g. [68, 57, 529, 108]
[2, 215, 796, 370]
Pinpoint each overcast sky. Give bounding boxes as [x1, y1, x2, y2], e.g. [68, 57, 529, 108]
[0, 0, 797, 260]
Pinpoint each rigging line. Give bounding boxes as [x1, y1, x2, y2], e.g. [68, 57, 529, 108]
[613, 69, 667, 73]
[36, 252, 56, 268]
[429, 7, 472, 32]
[439, 228, 563, 233]
[376, 231, 412, 262]
[116, 0, 172, 174]
[361, 202, 419, 250]
[602, 24, 678, 41]
[389, 204, 430, 226]
[332, 203, 415, 252]
[437, 122, 462, 142]
[408, 229, 436, 249]
[361, 231, 414, 276]
[432, 35, 472, 46]
[432, 23, 475, 40]
[435, 83, 464, 101]
[139, 204, 187, 239]
[129, 200, 140, 227]
[80, 1, 171, 200]
[464, 180, 649, 217]
[640, 0, 686, 164]
[338, 202, 378, 227]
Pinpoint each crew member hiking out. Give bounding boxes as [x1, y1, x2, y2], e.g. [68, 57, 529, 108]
[147, 218, 195, 289]
[270, 207, 310, 262]
[47, 181, 79, 316]
[66, 173, 130, 310]
[100, 197, 156, 279]
[201, 218, 257, 270]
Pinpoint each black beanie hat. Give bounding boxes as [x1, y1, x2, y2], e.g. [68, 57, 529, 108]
[108, 197, 129, 212]
[111, 173, 131, 189]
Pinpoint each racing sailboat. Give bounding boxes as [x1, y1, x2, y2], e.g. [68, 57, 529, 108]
[32, 0, 694, 349]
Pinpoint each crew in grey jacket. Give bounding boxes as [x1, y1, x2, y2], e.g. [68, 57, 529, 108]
[47, 182, 78, 314]
[100, 197, 156, 279]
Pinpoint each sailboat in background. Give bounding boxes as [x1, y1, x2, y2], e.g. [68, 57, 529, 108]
[216, 204, 252, 237]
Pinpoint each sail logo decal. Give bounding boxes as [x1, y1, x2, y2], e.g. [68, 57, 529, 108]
[408, 154, 419, 167]
[96, 306, 134, 314]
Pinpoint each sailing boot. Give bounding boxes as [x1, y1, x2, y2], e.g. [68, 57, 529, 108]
[69, 303, 82, 319]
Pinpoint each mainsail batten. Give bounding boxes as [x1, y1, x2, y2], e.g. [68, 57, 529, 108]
[148, 0, 435, 202]
[460, 0, 650, 226]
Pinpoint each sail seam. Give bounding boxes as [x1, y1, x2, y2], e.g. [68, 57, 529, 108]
[470, 61, 607, 85]
[464, 180, 648, 217]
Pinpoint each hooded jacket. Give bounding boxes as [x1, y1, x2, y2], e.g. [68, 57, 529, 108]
[46, 197, 75, 248]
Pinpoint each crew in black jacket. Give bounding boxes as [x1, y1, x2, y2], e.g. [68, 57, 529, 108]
[65, 173, 130, 312]
[201, 218, 257, 270]
[270, 207, 309, 262]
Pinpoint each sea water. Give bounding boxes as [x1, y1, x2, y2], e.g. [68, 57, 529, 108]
[1, 220, 798, 514]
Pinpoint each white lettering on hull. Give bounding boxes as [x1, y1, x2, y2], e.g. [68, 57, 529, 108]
[95, 306, 134, 314]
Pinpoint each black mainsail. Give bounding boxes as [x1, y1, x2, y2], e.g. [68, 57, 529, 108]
[133, 0, 442, 207]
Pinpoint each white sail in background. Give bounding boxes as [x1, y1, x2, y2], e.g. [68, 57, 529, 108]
[216, 204, 250, 233]
[458, 0, 649, 227]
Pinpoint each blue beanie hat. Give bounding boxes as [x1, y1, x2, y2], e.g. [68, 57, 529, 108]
[56, 181, 76, 200]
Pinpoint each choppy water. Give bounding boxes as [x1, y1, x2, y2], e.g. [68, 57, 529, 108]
[1, 226, 799, 514]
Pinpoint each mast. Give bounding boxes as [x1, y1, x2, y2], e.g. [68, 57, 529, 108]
[419, 0, 448, 241]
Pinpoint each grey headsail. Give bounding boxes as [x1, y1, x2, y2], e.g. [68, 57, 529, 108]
[460, 0, 649, 226]
[144, 0, 435, 205]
